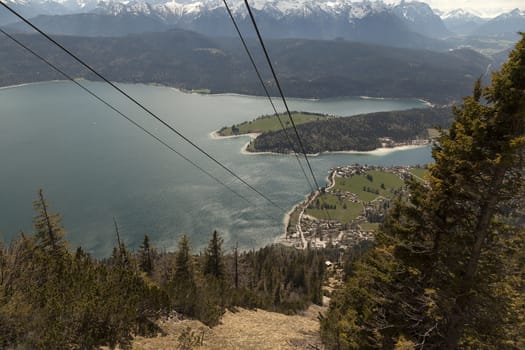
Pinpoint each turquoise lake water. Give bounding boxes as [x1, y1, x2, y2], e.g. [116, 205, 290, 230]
[0, 81, 432, 256]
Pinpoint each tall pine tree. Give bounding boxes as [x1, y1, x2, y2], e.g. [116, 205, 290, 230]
[203, 230, 224, 279]
[171, 235, 197, 316]
[139, 234, 154, 274]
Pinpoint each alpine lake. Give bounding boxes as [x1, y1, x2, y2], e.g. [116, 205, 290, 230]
[0, 81, 432, 257]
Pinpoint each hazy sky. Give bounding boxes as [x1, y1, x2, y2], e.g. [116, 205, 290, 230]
[382, 0, 524, 17]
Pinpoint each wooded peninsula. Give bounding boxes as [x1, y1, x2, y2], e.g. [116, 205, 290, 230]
[218, 107, 454, 154]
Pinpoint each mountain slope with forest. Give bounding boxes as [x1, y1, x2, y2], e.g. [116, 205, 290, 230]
[0, 30, 491, 103]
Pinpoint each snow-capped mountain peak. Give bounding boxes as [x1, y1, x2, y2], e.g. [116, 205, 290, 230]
[4, 0, 31, 4]
[158, 0, 207, 16]
[92, 0, 394, 22]
[6, 0, 505, 45]
[497, 8, 525, 19]
[440, 8, 483, 20]
[96, 0, 156, 15]
[394, 1, 435, 23]
[390, 1, 449, 38]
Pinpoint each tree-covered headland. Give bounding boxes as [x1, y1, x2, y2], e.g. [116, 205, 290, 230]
[251, 107, 453, 154]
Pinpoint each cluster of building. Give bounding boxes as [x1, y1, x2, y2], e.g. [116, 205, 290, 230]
[280, 164, 427, 250]
[378, 137, 430, 148]
[333, 164, 417, 181]
[284, 213, 375, 250]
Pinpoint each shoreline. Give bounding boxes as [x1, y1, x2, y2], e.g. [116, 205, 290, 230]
[274, 205, 298, 246]
[241, 143, 428, 156]
[274, 191, 317, 246]
[275, 168, 337, 246]
[358, 95, 433, 106]
[0, 80, 433, 106]
[210, 130, 278, 156]
[326, 144, 429, 156]
[0, 80, 65, 91]
[209, 130, 261, 140]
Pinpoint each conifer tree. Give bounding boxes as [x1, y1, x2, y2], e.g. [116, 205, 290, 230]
[435, 33, 525, 348]
[174, 235, 193, 282]
[322, 33, 525, 349]
[203, 230, 224, 279]
[32, 189, 66, 252]
[172, 235, 197, 316]
[139, 234, 154, 274]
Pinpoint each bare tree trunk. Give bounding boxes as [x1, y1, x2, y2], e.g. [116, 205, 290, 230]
[39, 189, 56, 250]
[234, 242, 239, 289]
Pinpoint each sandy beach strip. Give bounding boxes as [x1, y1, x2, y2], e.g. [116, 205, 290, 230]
[327, 144, 429, 156]
[209, 130, 260, 140]
[0, 80, 67, 91]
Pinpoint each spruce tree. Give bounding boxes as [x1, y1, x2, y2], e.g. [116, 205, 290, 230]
[322, 33, 525, 349]
[139, 234, 154, 274]
[203, 230, 224, 279]
[172, 235, 197, 316]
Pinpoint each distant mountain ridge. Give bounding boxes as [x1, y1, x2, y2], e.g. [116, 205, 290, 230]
[2, 0, 523, 48]
[4, 0, 452, 49]
[0, 0, 98, 25]
[438, 7, 525, 37]
[0, 30, 492, 103]
[4, 12, 171, 36]
[476, 9, 525, 37]
[438, 8, 488, 35]
[93, 0, 453, 46]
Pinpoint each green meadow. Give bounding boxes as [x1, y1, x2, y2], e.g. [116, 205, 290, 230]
[333, 170, 405, 202]
[305, 194, 363, 224]
[218, 112, 333, 136]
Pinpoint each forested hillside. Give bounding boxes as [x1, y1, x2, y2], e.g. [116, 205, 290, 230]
[0, 30, 491, 103]
[320, 33, 525, 349]
[251, 107, 454, 153]
[0, 190, 341, 348]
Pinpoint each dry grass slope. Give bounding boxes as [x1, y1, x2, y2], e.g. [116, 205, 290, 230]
[132, 304, 326, 349]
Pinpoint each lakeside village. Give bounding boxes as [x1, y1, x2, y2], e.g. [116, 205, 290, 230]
[278, 164, 428, 252]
